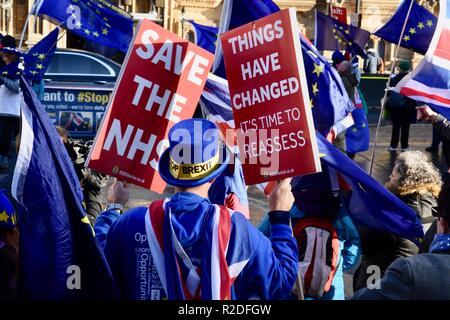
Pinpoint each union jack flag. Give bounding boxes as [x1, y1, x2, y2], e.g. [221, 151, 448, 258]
[395, 0, 450, 118]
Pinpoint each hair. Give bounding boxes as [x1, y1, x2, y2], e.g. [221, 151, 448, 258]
[338, 60, 352, 73]
[387, 151, 442, 197]
[0, 227, 19, 284]
[55, 126, 69, 143]
[437, 183, 450, 224]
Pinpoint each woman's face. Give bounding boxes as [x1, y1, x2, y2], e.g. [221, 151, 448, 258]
[2, 53, 16, 65]
[389, 164, 401, 184]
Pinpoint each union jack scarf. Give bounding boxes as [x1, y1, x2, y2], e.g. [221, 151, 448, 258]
[145, 199, 250, 300]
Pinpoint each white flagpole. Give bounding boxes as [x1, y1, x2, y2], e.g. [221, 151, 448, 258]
[369, 0, 416, 175]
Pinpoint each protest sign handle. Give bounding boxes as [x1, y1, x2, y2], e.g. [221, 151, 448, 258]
[369, 0, 415, 176]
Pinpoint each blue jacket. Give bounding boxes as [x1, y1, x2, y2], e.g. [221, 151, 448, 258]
[259, 205, 361, 300]
[94, 192, 298, 300]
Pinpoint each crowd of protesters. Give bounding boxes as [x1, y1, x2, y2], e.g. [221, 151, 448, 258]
[1, 35, 450, 301]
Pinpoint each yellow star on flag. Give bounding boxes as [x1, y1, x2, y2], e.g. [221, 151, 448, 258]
[84, 29, 91, 35]
[427, 20, 433, 27]
[310, 99, 314, 108]
[409, 27, 416, 34]
[30, 70, 38, 75]
[334, 35, 338, 40]
[312, 83, 319, 95]
[93, 32, 99, 37]
[338, 39, 342, 43]
[313, 63, 323, 77]
[36, 64, 44, 69]
[38, 53, 46, 60]
[0, 211, 9, 223]
[102, 28, 109, 35]
[72, 0, 79, 3]
[345, 30, 350, 34]
[418, 22, 424, 29]
[96, 9, 101, 14]
[103, 17, 109, 22]
[1, 71, 7, 76]
[349, 41, 353, 46]
[75, 21, 82, 28]
[403, 35, 410, 42]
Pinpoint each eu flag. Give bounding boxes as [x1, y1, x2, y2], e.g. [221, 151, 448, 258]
[188, 20, 218, 54]
[394, 0, 450, 118]
[315, 11, 371, 58]
[300, 34, 355, 134]
[12, 77, 116, 299]
[24, 27, 59, 81]
[374, 0, 437, 55]
[34, 0, 133, 53]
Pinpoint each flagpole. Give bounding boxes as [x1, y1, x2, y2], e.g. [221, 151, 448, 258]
[369, 0, 416, 175]
[19, 0, 43, 49]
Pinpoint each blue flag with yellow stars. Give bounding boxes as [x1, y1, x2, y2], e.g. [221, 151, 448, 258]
[300, 34, 355, 135]
[315, 11, 371, 58]
[188, 20, 218, 54]
[374, 0, 437, 55]
[0, 189, 16, 229]
[24, 27, 59, 81]
[34, 0, 133, 53]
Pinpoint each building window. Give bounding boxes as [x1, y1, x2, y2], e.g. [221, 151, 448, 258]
[135, 0, 151, 13]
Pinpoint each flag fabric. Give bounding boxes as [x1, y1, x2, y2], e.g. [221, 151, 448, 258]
[374, 0, 437, 55]
[24, 27, 59, 81]
[300, 34, 355, 134]
[213, 0, 280, 77]
[146, 199, 250, 299]
[12, 77, 116, 299]
[394, 0, 450, 118]
[200, 74, 250, 217]
[188, 20, 218, 54]
[0, 28, 58, 81]
[34, 0, 133, 53]
[345, 100, 370, 154]
[315, 11, 371, 58]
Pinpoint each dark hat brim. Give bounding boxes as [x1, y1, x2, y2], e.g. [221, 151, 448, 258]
[158, 143, 231, 188]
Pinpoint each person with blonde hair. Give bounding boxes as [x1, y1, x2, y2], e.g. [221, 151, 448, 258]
[354, 151, 442, 290]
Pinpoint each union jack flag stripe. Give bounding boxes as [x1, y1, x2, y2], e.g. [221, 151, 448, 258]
[395, 0, 450, 117]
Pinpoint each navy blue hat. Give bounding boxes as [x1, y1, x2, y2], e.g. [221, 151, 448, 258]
[158, 119, 230, 188]
[0, 189, 16, 229]
[0, 35, 16, 49]
[0, 47, 23, 57]
[332, 50, 345, 65]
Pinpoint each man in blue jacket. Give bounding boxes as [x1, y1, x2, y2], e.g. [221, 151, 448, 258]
[353, 183, 450, 300]
[95, 118, 298, 300]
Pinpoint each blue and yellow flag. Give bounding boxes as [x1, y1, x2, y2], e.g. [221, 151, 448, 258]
[315, 11, 371, 58]
[188, 20, 218, 55]
[375, 0, 437, 55]
[34, 0, 133, 53]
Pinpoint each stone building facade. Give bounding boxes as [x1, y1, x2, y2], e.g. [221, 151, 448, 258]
[0, 0, 439, 68]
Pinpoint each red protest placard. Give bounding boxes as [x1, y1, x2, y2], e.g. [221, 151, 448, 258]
[87, 19, 214, 193]
[331, 6, 347, 24]
[220, 8, 321, 185]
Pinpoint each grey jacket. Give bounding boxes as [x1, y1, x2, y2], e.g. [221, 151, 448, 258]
[352, 251, 450, 300]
